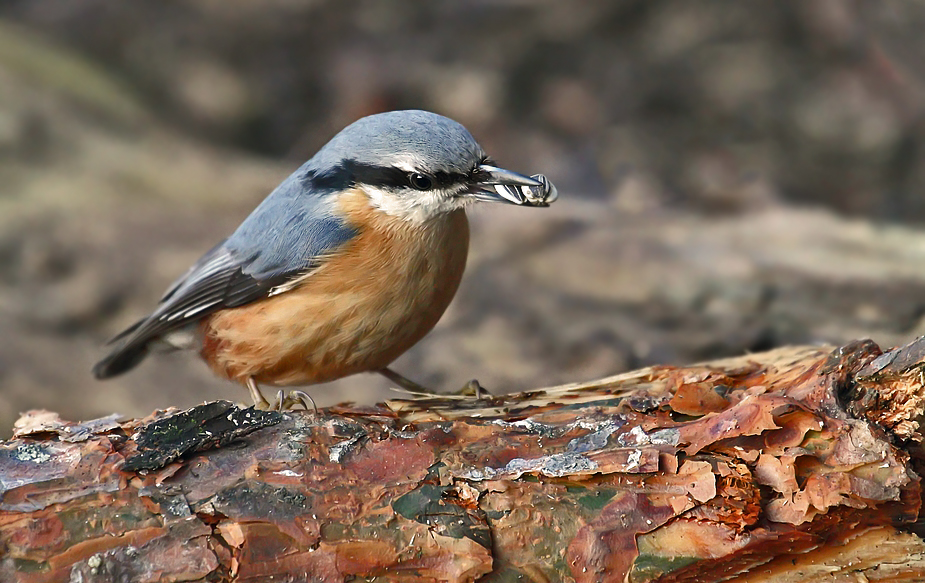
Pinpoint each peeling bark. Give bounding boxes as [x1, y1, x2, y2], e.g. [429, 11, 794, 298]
[3, 339, 925, 582]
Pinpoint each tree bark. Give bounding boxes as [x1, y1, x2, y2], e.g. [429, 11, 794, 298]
[2, 338, 925, 582]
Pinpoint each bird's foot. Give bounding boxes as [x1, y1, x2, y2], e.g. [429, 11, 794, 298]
[458, 379, 492, 400]
[273, 389, 318, 414]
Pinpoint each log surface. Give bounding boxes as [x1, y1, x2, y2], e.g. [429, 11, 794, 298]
[3, 339, 925, 582]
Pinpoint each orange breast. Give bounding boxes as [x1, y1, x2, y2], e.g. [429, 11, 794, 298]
[199, 189, 470, 386]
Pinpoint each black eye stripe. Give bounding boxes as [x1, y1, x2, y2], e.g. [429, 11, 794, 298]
[305, 160, 473, 191]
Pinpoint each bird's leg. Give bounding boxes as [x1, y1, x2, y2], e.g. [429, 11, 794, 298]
[379, 368, 492, 400]
[246, 376, 271, 410]
[272, 389, 319, 414]
[379, 367, 435, 394]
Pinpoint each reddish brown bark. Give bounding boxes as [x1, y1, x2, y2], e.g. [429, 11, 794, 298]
[2, 338, 925, 582]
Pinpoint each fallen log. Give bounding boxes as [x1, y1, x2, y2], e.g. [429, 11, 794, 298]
[2, 338, 925, 582]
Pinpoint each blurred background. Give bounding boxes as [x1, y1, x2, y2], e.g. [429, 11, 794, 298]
[3, 0, 925, 434]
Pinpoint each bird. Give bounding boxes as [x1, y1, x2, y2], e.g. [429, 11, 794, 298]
[93, 110, 557, 409]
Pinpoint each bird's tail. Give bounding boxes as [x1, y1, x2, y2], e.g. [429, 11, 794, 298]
[92, 317, 150, 379]
[92, 344, 150, 379]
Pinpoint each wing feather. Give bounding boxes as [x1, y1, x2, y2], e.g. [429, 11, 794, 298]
[93, 169, 357, 379]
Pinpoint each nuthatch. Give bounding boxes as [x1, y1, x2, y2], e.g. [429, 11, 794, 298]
[93, 110, 557, 408]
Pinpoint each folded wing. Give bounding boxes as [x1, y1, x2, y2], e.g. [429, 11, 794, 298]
[93, 171, 357, 379]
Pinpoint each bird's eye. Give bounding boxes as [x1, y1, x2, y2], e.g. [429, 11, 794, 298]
[409, 173, 433, 190]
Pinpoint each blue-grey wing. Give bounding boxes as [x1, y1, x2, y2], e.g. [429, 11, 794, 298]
[93, 170, 356, 378]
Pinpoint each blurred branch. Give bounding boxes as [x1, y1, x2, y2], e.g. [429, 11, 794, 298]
[3, 339, 925, 582]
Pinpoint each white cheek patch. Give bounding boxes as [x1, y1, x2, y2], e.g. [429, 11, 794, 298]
[361, 185, 471, 225]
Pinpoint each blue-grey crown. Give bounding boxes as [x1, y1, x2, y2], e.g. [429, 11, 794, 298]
[308, 110, 486, 177]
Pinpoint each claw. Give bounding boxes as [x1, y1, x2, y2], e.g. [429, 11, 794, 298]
[287, 390, 318, 414]
[270, 389, 319, 414]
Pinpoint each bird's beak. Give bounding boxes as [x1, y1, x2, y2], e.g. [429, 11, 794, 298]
[468, 164, 558, 207]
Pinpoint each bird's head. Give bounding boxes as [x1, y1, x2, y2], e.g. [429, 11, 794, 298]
[304, 110, 557, 224]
